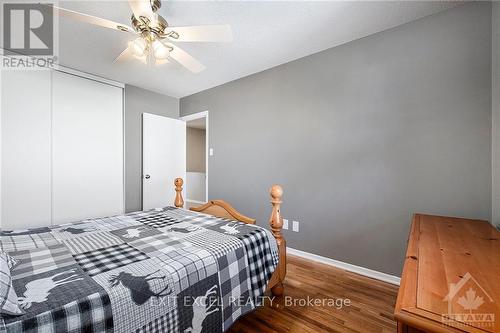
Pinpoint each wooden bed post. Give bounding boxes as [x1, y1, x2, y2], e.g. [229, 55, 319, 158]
[269, 185, 286, 296]
[174, 178, 184, 208]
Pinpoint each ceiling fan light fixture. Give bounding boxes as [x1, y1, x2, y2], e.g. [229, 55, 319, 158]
[152, 40, 170, 60]
[51, 0, 223, 72]
[129, 37, 148, 57]
[155, 58, 169, 65]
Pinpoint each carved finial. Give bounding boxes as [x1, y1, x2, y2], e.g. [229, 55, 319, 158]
[268, 184, 286, 296]
[174, 178, 184, 208]
[270, 185, 283, 203]
[269, 185, 284, 235]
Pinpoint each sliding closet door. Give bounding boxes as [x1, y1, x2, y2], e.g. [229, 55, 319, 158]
[1, 70, 52, 229]
[52, 71, 124, 224]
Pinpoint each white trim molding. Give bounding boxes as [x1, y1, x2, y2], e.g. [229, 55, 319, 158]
[53, 65, 125, 89]
[180, 111, 209, 202]
[287, 247, 401, 286]
[180, 110, 209, 122]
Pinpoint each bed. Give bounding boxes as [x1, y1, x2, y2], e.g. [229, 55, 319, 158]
[0, 178, 286, 333]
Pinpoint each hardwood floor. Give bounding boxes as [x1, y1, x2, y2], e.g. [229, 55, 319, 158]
[228, 255, 399, 333]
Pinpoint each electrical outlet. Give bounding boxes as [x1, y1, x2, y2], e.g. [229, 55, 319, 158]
[292, 220, 299, 232]
[282, 219, 289, 230]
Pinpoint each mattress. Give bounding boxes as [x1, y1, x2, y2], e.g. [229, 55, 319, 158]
[0, 207, 279, 333]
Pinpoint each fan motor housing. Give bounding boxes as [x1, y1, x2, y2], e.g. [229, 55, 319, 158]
[131, 13, 168, 36]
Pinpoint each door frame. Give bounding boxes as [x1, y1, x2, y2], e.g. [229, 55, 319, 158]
[180, 110, 209, 203]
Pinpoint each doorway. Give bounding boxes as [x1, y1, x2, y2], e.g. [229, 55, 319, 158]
[180, 111, 208, 207]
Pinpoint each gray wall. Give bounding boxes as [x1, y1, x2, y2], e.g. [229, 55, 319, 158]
[187, 127, 206, 173]
[493, 2, 500, 228]
[181, 2, 492, 276]
[124, 85, 179, 212]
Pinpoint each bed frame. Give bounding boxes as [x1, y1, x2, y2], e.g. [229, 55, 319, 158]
[173, 177, 287, 296]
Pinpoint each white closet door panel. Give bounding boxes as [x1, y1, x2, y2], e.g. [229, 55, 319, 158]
[52, 71, 123, 224]
[1, 70, 52, 229]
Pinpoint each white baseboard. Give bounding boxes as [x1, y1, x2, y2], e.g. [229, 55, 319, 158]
[286, 247, 401, 286]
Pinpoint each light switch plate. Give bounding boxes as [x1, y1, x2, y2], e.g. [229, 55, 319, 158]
[283, 219, 289, 230]
[209, 148, 214, 156]
[292, 220, 299, 232]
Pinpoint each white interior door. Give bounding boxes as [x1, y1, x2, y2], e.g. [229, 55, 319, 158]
[52, 71, 124, 224]
[143, 113, 186, 210]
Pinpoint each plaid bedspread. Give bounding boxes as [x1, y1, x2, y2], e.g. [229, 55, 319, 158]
[0, 207, 279, 333]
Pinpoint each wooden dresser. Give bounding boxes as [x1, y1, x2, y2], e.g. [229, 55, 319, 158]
[395, 214, 499, 333]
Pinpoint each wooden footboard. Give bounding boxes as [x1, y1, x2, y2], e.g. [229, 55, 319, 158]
[173, 178, 286, 296]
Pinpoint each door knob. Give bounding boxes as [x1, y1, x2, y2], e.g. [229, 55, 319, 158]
[145, 175, 151, 179]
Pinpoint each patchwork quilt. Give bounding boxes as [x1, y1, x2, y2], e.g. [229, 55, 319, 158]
[0, 207, 279, 333]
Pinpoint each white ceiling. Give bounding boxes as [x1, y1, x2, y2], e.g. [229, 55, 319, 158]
[52, 1, 460, 98]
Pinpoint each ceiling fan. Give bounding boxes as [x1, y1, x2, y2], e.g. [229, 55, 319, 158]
[47, 0, 233, 73]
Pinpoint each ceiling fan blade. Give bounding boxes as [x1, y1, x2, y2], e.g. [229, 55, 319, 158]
[168, 44, 206, 73]
[113, 47, 133, 63]
[47, 4, 134, 33]
[166, 25, 233, 42]
[128, 0, 154, 20]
